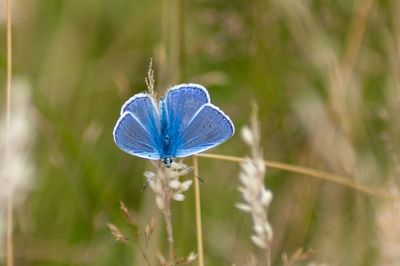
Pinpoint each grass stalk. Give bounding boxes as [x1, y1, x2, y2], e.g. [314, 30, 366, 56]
[7, 197, 13, 266]
[163, 197, 175, 265]
[153, 164, 176, 265]
[5, 0, 14, 265]
[340, 0, 374, 84]
[159, 0, 169, 90]
[193, 156, 204, 266]
[176, 0, 185, 83]
[329, 0, 374, 133]
[158, 0, 186, 263]
[197, 153, 397, 200]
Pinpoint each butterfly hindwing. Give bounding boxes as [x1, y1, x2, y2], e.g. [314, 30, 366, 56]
[113, 112, 160, 159]
[174, 103, 235, 158]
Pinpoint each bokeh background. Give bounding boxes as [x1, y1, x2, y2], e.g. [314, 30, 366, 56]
[1, 0, 400, 265]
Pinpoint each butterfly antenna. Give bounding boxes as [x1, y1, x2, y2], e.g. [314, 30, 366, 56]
[140, 177, 153, 192]
[141, 164, 164, 192]
[176, 162, 204, 183]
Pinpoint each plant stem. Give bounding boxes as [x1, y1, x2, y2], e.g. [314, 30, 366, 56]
[193, 156, 204, 266]
[340, 0, 374, 86]
[5, 0, 14, 265]
[159, 0, 186, 264]
[196, 153, 397, 200]
[132, 238, 152, 266]
[7, 196, 13, 266]
[161, 168, 175, 265]
[164, 199, 174, 264]
[266, 247, 271, 266]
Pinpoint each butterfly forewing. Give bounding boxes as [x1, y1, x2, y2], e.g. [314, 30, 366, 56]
[121, 94, 160, 136]
[114, 94, 161, 160]
[165, 84, 210, 139]
[174, 103, 234, 158]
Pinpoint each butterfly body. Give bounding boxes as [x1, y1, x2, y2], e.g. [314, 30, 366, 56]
[113, 84, 234, 167]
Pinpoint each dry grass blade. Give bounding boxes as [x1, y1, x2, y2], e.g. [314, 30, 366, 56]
[197, 153, 398, 200]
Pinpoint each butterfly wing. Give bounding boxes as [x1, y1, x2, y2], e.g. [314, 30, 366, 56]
[121, 93, 160, 133]
[113, 94, 161, 160]
[174, 103, 235, 157]
[163, 84, 210, 155]
[164, 84, 210, 133]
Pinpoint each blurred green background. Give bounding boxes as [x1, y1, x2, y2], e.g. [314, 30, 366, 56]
[1, 0, 400, 265]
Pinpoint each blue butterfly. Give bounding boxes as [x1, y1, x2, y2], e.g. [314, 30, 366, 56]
[113, 83, 235, 167]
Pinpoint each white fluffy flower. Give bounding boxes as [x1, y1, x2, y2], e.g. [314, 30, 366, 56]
[241, 126, 254, 146]
[169, 180, 181, 189]
[251, 235, 267, 249]
[173, 193, 185, 201]
[0, 78, 35, 207]
[180, 180, 193, 191]
[237, 114, 273, 252]
[156, 195, 165, 210]
[146, 162, 192, 210]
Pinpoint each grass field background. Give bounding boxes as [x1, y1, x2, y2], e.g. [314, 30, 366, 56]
[1, 0, 400, 265]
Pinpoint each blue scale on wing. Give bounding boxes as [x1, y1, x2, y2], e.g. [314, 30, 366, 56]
[164, 84, 210, 156]
[115, 94, 162, 159]
[175, 104, 234, 158]
[113, 112, 161, 159]
[121, 94, 160, 141]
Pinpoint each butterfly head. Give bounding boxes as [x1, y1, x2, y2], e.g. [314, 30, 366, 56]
[162, 156, 174, 168]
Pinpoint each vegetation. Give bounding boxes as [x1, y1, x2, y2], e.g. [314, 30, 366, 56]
[1, 0, 400, 265]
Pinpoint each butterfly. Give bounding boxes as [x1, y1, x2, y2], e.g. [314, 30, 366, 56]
[113, 83, 235, 167]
